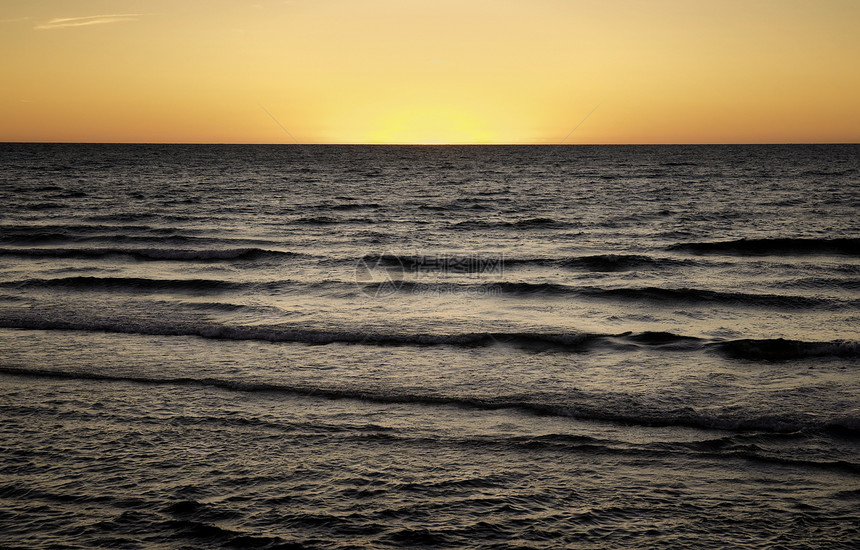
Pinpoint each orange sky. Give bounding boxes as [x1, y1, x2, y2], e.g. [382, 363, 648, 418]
[1, 0, 858, 144]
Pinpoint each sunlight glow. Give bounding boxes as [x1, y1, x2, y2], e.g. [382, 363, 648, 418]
[1, 0, 858, 143]
[365, 105, 493, 145]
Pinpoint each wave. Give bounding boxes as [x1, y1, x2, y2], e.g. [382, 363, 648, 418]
[0, 223, 157, 233]
[711, 338, 860, 361]
[779, 276, 860, 291]
[384, 280, 841, 308]
[327, 202, 381, 211]
[364, 253, 689, 273]
[0, 316, 855, 361]
[292, 215, 401, 226]
[503, 434, 859, 472]
[84, 212, 186, 223]
[576, 286, 835, 308]
[670, 238, 860, 256]
[0, 231, 76, 244]
[801, 168, 857, 177]
[1, 276, 243, 292]
[23, 202, 64, 210]
[623, 331, 859, 361]
[0, 231, 226, 246]
[0, 317, 608, 349]
[53, 190, 88, 198]
[0, 247, 302, 262]
[1, 365, 856, 436]
[0, 224, 206, 246]
[660, 161, 699, 167]
[295, 216, 338, 225]
[555, 254, 691, 272]
[0, 276, 351, 295]
[4, 273, 847, 310]
[450, 218, 576, 230]
[0, 224, 277, 247]
[362, 254, 505, 274]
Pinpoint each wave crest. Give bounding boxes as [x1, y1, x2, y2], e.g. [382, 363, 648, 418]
[1, 316, 856, 361]
[670, 238, 860, 256]
[0, 247, 300, 262]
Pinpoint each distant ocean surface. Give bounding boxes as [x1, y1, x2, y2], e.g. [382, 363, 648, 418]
[1, 143, 858, 549]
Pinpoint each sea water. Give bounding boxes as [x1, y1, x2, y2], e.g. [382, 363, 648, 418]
[0, 144, 858, 548]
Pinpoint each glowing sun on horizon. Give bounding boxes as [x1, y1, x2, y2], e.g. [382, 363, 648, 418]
[364, 105, 494, 144]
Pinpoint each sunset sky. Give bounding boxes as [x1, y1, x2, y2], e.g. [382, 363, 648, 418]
[2, 0, 858, 144]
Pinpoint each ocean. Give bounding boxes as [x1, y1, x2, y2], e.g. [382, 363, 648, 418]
[0, 143, 858, 548]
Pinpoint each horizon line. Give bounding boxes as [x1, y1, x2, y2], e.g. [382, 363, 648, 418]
[2, 141, 859, 146]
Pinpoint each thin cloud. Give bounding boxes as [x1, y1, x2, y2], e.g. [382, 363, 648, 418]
[34, 14, 140, 30]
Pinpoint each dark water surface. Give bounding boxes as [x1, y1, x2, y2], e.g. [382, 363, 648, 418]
[1, 144, 858, 548]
